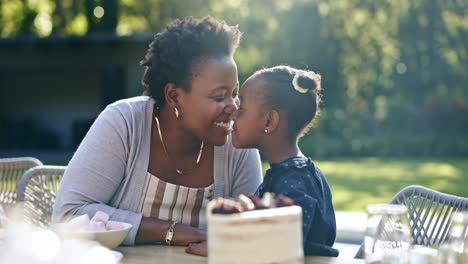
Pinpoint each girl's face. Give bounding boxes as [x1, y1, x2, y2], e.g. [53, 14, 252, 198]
[231, 76, 268, 149]
[178, 56, 239, 146]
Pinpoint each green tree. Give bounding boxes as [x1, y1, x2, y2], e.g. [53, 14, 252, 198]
[1, 0, 467, 156]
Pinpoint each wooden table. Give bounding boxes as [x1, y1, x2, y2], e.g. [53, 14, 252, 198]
[116, 245, 365, 264]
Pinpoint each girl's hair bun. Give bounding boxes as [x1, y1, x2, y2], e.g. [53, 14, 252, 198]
[292, 71, 321, 94]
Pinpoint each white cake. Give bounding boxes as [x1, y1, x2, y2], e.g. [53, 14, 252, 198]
[207, 203, 303, 264]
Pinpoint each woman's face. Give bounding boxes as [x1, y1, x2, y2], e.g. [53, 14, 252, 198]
[178, 56, 239, 146]
[231, 76, 267, 149]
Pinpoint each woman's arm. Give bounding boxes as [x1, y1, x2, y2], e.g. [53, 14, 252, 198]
[53, 104, 144, 245]
[53, 103, 207, 246]
[230, 148, 263, 197]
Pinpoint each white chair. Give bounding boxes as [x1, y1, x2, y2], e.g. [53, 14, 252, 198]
[16, 165, 65, 227]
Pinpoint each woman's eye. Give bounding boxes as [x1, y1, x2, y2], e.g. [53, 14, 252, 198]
[214, 96, 225, 102]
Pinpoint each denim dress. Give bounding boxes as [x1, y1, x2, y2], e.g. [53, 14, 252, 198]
[256, 156, 339, 257]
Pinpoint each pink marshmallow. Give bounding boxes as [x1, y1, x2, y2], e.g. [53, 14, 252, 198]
[88, 221, 107, 231]
[67, 214, 90, 231]
[105, 221, 124, 231]
[65, 211, 126, 232]
[90, 211, 109, 223]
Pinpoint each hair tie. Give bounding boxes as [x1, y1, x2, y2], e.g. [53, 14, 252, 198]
[292, 71, 317, 94]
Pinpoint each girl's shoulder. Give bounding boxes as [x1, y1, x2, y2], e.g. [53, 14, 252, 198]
[271, 156, 313, 171]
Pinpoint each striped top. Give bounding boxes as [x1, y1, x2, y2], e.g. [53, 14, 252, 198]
[140, 172, 214, 228]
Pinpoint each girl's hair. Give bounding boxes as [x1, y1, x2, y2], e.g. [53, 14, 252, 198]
[140, 16, 242, 104]
[253, 65, 322, 139]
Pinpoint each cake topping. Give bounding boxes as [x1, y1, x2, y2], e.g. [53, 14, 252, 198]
[211, 193, 295, 214]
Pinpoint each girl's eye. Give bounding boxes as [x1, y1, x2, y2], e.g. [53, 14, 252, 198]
[214, 96, 225, 102]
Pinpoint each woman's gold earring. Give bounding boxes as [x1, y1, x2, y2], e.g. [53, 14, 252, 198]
[174, 108, 179, 119]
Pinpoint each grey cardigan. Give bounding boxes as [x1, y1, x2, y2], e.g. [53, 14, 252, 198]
[52, 96, 262, 245]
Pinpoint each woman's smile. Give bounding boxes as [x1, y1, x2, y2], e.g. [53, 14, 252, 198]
[214, 120, 234, 133]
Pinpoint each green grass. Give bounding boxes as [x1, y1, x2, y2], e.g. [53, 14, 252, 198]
[262, 157, 468, 212]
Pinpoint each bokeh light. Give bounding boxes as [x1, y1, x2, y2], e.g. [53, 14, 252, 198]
[30, 229, 61, 261]
[93, 6, 105, 18]
[396, 62, 407, 74]
[34, 13, 53, 36]
[81, 245, 117, 264]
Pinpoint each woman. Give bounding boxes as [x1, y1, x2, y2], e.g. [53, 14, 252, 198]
[52, 16, 262, 246]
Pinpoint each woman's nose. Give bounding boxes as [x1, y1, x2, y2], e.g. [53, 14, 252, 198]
[224, 97, 239, 114]
[230, 108, 239, 120]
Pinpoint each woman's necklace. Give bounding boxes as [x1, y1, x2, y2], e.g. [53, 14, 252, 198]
[154, 115, 204, 175]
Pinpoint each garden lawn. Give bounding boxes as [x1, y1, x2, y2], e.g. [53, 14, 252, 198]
[263, 157, 468, 212]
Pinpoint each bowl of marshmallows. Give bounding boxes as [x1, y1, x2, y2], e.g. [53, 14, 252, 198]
[51, 211, 132, 249]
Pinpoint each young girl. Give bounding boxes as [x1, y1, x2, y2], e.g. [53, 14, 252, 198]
[186, 65, 338, 257]
[231, 65, 339, 257]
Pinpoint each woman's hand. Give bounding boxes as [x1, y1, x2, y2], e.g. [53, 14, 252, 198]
[171, 224, 206, 246]
[185, 241, 208, 257]
[136, 217, 205, 245]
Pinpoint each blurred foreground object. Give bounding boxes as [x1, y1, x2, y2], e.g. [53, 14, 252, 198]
[0, 205, 122, 263]
[436, 211, 468, 264]
[363, 204, 411, 264]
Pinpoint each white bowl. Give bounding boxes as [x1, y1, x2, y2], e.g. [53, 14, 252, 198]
[52, 222, 132, 249]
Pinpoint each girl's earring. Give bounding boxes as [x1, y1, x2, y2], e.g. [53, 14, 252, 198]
[174, 108, 179, 119]
[264, 129, 268, 133]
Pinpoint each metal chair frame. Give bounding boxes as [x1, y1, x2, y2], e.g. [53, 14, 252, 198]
[0, 157, 43, 206]
[16, 165, 66, 227]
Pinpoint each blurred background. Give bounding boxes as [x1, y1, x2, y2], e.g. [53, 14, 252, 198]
[0, 0, 467, 211]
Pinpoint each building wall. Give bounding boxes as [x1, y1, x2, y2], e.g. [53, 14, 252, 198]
[0, 36, 152, 152]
